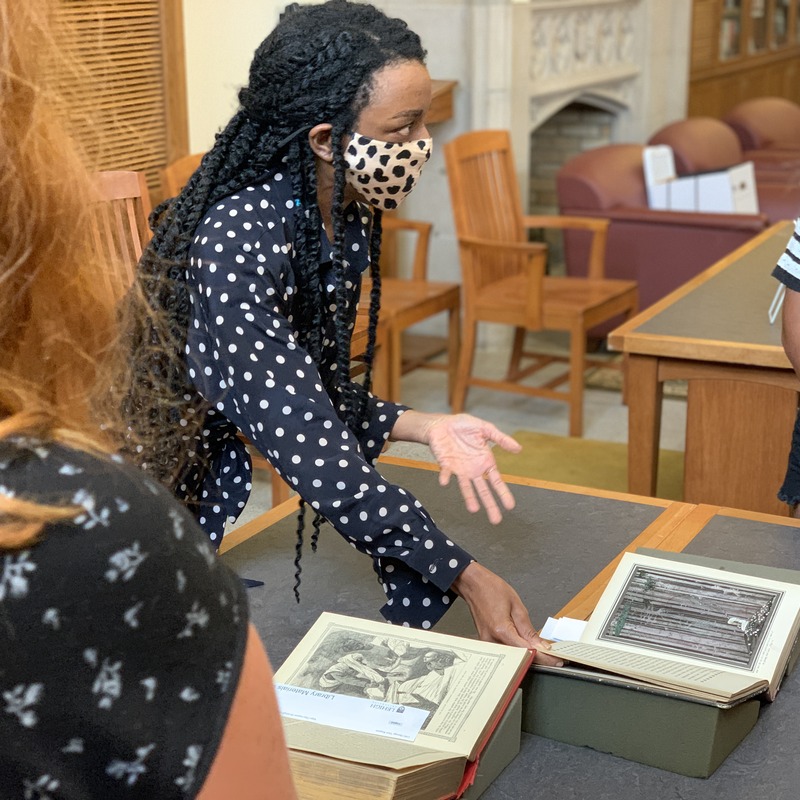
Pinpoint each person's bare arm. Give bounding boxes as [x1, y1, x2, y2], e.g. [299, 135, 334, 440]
[198, 625, 297, 800]
[782, 287, 800, 378]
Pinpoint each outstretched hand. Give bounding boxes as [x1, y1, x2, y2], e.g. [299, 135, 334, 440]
[424, 413, 522, 524]
[452, 562, 563, 666]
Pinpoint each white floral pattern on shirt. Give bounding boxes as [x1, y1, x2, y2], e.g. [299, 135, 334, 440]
[0, 438, 249, 797]
[0, 551, 36, 601]
[3, 683, 43, 728]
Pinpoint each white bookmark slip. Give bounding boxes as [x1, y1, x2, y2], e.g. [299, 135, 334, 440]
[275, 683, 429, 741]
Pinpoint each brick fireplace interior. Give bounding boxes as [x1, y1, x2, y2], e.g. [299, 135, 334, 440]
[528, 101, 615, 272]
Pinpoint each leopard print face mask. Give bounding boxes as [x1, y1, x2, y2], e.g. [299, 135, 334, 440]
[344, 133, 433, 211]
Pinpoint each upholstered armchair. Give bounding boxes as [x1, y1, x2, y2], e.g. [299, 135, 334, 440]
[556, 143, 769, 318]
[648, 117, 800, 223]
[724, 96, 800, 154]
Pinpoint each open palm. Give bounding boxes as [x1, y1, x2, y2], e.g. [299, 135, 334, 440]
[426, 414, 521, 524]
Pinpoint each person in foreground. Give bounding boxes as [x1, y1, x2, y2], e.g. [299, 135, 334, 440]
[774, 218, 800, 518]
[0, 2, 296, 797]
[134, 0, 560, 661]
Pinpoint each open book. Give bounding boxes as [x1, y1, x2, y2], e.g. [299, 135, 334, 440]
[273, 612, 532, 800]
[547, 552, 800, 704]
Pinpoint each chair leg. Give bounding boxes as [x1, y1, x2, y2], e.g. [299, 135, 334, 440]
[388, 324, 402, 404]
[506, 327, 527, 381]
[452, 321, 477, 413]
[371, 335, 391, 401]
[446, 300, 461, 407]
[568, 320, 587, 438]
[270, 466, 291, 506]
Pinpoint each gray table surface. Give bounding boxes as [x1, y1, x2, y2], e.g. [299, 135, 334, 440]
[634, 223, 789, 349]
[222, 463, 665, 664]
[221, 464, 800, 799]
[483, 513, 800, 800]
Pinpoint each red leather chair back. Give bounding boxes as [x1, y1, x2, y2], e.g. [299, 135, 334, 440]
[648, 118, 743, 174]
[724, 97, 800, 151]
[556, 143, 648, 211]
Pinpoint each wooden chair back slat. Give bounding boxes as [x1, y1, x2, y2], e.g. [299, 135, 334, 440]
[380, 216, 432, 281]
[444, 130, 534, 301]
[90, 170, 152, 303]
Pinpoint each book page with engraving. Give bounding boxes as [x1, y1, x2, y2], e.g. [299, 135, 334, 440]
[274, 612, 531, 765]
[550, 552, 800, 701]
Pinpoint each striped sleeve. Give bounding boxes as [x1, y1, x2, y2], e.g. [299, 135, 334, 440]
[772, 218, 800, 292]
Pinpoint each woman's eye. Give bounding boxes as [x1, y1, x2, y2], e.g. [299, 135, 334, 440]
[392, 124, 413, 138]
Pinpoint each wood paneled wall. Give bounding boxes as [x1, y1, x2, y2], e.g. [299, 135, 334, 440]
[689, 0, 800, 117]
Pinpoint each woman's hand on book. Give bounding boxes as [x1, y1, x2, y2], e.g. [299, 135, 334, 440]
[452, 562, 564, 666]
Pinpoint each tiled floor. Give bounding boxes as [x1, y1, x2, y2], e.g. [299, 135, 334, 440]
[230, 333, 688, 532]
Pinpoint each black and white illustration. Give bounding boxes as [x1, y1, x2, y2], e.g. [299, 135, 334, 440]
[598, 564, 782, 670]
[289, 628, 468, 723]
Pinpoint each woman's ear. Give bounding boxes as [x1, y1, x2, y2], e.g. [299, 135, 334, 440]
[308, 123, 334, 162]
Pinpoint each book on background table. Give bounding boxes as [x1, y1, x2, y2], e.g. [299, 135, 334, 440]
[273, 612, 532, 800]
[547, 552, 800, 704]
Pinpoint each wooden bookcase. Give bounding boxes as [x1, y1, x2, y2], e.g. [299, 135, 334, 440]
[689, 0, 800, 117]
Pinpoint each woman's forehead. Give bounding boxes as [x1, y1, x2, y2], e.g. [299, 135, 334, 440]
[359, 60, 431, 119]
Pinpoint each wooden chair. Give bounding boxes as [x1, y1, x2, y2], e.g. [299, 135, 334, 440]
[443, 129, 638, 437]
[362, 216, 460, 403]
[91, 170, 152, 303]
[160, 152, 204, 199]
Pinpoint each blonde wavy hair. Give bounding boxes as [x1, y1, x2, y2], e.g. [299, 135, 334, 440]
[0, 1, 123, 547]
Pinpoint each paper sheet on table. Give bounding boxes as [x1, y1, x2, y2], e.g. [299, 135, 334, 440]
[540, 617, 588, 642]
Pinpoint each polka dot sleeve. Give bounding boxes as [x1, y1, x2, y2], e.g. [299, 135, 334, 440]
[185, 179, 475, 628]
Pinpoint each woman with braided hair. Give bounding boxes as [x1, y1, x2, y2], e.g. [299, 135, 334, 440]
[133, 0, 559, 660]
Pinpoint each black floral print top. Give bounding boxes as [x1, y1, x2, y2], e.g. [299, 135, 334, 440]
[0, 438, 248, 798]
[180, 165, 474, 629]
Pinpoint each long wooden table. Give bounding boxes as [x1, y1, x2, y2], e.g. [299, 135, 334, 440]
[220, 457, 800, 798]
[608, 221, 799, 516]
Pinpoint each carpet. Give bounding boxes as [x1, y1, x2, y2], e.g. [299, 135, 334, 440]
[584, 361, 688, 399]
[493, 430, 684, 501]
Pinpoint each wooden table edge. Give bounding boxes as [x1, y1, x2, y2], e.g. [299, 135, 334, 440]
[378, 455, 676, 506]
[618, 334, 790, 367]
[219, 455, 678, 555]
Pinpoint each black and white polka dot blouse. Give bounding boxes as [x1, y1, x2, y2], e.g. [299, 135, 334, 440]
[181, 165, 474, 629]
[0, 438, 248, 798]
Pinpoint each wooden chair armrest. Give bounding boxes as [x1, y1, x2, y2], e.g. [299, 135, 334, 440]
[458, 235, 547, 256]
[522, 214, 609, 234]
[382, 216, 433, 236]
[521, 214, 609, 280]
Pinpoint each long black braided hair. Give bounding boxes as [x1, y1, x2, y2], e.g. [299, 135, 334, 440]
[126, 0, 426, 595]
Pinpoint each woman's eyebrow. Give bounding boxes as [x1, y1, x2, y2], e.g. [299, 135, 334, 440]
[390, 108, 424, 121]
